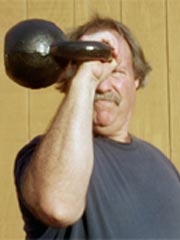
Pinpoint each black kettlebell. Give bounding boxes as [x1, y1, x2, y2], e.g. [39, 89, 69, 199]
[4, 19, 112, 89]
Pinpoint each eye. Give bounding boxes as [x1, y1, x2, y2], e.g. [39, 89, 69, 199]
[112, 71, 120, 78]
[112, 69, 126, 78]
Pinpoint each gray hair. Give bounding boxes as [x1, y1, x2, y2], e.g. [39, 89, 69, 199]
[56, 15, 152, 92]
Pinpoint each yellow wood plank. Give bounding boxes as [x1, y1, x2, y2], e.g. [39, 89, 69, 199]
[122, 0, 170, 157]
[167, 0, 180, 171]
[0, 1, 27, 239]
[75, 0, 121, 25]
[27, 0, 74, 138]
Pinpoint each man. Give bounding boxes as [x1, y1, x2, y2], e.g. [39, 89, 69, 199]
[15, 16, 180, 239]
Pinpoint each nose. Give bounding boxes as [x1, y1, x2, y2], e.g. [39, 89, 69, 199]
[96, 78, 112, 93]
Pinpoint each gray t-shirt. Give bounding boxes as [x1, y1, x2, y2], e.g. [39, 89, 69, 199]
[14, 135, 180, 239]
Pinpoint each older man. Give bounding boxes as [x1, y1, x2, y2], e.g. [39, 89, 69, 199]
[15, 16, 180, 239]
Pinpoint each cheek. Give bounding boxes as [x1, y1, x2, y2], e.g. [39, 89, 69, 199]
[113, 78, 124, 91]
[113, 78, 137, 103]
[113, 78, 131, 93]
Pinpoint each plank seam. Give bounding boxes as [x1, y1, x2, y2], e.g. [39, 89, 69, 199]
[165, 0, 172, 159]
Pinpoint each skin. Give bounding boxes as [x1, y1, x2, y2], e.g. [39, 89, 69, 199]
[81, 30, 139, 141]
[20, 29, 139, 228]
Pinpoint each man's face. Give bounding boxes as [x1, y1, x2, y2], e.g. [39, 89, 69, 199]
[81, 30, 139, 141]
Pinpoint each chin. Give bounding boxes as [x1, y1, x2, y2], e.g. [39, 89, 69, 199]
[93, 113, 118, 136]
[93, 124, 116, 138]
[93, 110, 117, 126]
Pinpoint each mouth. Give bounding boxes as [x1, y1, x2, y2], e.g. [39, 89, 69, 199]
[94, 92, 121, 106]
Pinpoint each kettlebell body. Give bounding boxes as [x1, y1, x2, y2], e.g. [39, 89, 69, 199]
[4, 19, 69, 88]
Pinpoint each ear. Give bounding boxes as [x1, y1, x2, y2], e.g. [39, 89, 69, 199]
[135, 78, 140, 89]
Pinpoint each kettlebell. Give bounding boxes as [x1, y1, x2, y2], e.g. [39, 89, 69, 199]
[4, 19, 112, 89]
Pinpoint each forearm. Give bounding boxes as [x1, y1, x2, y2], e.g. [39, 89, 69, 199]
[20, 59, 117, 227]
[21, 68, 95, 227]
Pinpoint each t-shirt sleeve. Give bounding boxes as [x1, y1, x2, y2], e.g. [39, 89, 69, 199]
[14, 136, 42, 197]
[14, 136, 69, 239]
[14, 136, 49, 238]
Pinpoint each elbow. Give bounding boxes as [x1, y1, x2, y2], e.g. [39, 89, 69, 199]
[20, 177, 85, 227]
[36, 198, 86, 228]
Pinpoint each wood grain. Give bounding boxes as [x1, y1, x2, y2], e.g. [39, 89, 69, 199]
[167, 0, 180, 171]
[1, 1, 180, 239]
[122, 0, 170, 157]
[0, 1, 27, 239]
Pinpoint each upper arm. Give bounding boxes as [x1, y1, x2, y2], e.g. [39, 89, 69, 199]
[14, 136, 42, 197]
[14, 136, 50, 238]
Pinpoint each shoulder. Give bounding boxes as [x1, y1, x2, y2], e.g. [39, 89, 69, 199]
[134, 136, 167, 156]
[14, 135, 43, 190]
[135, 137, 180, 179]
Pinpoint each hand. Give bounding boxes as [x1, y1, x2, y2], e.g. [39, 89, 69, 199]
[76, 58, 118, 87]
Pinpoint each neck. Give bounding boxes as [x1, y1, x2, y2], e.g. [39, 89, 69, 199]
[108, 132, 132, 143]
[94, 131, 132, 144]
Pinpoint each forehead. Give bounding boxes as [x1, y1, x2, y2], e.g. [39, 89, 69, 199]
[80, 29, 132, 64]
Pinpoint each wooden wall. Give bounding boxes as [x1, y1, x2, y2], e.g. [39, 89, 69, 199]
[0, 0, 180, 239]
